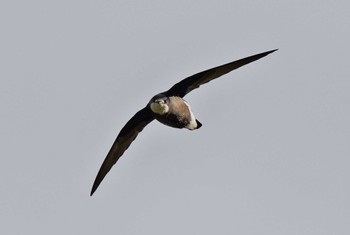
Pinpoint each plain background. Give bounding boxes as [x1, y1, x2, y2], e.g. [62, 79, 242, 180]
[1, 1, 349, 234]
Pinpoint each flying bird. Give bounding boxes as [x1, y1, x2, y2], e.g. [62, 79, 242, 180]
[91, 49, 277, 195]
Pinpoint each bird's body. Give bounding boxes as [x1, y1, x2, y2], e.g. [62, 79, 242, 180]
[149, 95, 201, 130]
[90, 49, 277, 196]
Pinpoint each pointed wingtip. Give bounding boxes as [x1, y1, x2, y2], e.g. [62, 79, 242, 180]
[90, 178, 101, 196]
[265, 48, 279, 54]
[90, 182, 99, 196]
[255, 48, 278, 60]
[243, 48, 278, 64]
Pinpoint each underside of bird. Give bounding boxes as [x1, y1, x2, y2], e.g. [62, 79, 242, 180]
[90, 49, 277, 196]
[149, 95, 201, 130]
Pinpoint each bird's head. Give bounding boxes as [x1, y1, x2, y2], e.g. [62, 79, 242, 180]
[149, 95, 169, 115]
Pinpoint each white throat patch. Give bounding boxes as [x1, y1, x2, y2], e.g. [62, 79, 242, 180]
[150, 102, 169, 115]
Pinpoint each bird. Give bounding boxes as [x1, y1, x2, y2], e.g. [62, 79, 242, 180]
[90, 49, 277, 196]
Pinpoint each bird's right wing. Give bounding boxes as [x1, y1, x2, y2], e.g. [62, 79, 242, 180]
[166, 49, 277, 98]
[90, 107, 154, 196]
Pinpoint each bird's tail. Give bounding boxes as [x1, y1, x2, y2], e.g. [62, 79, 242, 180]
[196, 119, 202, 129]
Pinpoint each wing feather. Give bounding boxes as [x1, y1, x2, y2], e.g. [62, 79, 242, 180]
[90, 107, 154, 196]
[166, 49, 277, 97]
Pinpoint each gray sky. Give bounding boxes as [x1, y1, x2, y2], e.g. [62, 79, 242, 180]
[1, 1, 350, 234]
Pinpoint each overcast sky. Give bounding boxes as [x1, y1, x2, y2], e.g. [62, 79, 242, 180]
[1, 1, 350, 234]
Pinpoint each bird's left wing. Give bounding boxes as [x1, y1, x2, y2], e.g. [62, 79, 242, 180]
[166, 49, 277, 98]
[90, 107, 154, 196]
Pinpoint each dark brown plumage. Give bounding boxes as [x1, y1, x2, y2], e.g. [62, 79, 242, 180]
[90, 49, 277, 196]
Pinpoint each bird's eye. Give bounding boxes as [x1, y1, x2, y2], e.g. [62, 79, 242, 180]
[155, 98, 166, 104]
